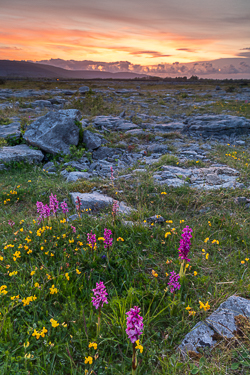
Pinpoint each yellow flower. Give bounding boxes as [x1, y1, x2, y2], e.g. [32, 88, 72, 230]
[185, 305, 191, 310]
[76, 269, 81, 274]
[49, 285, 58, 294]
[166, 220, 173, 223]
[165, 232, 171, 238]
[135, 339, 143, 353]
[180, 220, 185, 224]
[206, 253, 209, 260]
[98, 237, 105, 241]
[84, 356, 93, 364]
[241, 260, 245, 264]
[30, 271, 35, 276]
[199, 301, 210, 311]
[32, 329, 40, 339]
[89, 342, 98, 350]
[0, 256, 3, 261]
[117, 237, 124, 241]
[34, 283, 40, 288]
[202, 249, 205, 253]
[20, 228, 23, 232]
[161, 192, 167, 195]
[212, 239, 219, 244]
[245, 258, 249, 262]
[208, 221, 211, 226]
[62, 322, 67, 328]
[65, 273, 70, 281]
[23, 341, 30, 348]
[50, 318, 59, 328]
[152, 270, 158, 278]
[189, 310, 196, 316]
[194, 271, 197, 276]
[204, 237, 209, 243]
[165, 272, 168, 277]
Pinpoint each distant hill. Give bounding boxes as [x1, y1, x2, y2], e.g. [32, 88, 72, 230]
[0, 60, 148, 79]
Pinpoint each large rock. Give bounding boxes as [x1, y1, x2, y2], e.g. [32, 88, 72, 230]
[0, 122, 21, 139]
[79, 86, 90, 94]
[93, 116, 138, 131]
[0, 144, 44, 164]
[92, 146, 123, 160]
[66, 172, 90, 182]
[83, 130, 104, 150]
[70, 192, 133, 214]
[24, 109, 81, 154]
[179, 296, 250, 356]
[184, 115, 250, 136]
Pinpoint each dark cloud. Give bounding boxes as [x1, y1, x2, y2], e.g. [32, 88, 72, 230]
[176, 48, 196, 52]
[240, 47, 250, 50]
[237, 52, 250, 57]
[129, 50, 172, 58]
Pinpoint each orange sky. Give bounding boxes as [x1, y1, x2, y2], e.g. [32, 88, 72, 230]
[0, 0, 250, 64]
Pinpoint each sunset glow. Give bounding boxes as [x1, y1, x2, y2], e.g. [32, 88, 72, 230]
[0, 0, 250, 76]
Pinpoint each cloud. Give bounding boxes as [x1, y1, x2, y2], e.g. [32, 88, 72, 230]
[128, 50, 172, 58]
[240, 47, 250, 50]
[35, 57, 250, 77]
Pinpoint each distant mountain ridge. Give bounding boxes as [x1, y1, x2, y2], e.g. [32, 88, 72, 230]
[0, 60, 148, 79]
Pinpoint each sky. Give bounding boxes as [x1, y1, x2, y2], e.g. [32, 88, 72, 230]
[0, 0, 250, 76]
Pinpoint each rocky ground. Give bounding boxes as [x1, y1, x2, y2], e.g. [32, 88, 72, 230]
[0, 80, 250, 191]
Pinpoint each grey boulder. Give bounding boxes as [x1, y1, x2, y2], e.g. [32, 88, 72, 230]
[0, 144, 44, 164]
[66, 172, 90, 182]
[83, 130, 106, 150]
[79, 86, 90, 94]
[0, 122, 21, 139]
[70, 191, 133, 214]
[24, 109, 81, 154]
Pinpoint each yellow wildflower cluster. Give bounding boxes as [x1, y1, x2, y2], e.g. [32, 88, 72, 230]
[22, 295, 37, 306]
[49, 285, 58, 294]
[85, 356, 93, 364]
[11, 295, 19, 300]
[0, 285, 8, 295]
[152, 270, 158, 278]
[135, 339, 143, 353]
[9, 271, 18, 276]
[199, 301, 210, 311]
[117, 237, 124, 241]
[212, 239, 219, 244]
[185, 306, 196, 316]
[89, 342, 98, 350]
[13, 251, 21, 261]
[4, 244, 14, 250]
[50, 318, 59, 327]
[32, 327, 48, 339]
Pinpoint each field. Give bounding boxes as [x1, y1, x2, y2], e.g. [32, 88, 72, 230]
[0, 79, 250, 374]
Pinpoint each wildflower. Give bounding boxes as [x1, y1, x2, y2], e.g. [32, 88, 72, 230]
[206, 253, 209, 260]
[89, 342, 98, 350]
[23, 342, 30, 348]
[30, 271, 35, 276]
[32, 329, 41, 339]
[180, 220, 185, 224]
[84, 356, 93, 365]
[34, 283, 40, 288]
[166, 220, 173, 223]
[202, 249, 206, 253]
[165, 272, 168, 277]
[165, 232, 171, 238]
[168, 271, 181, 293]
[60, 201, 69, 214]
[212, 239, 219, 244]
[161, 192, 167, 195]
[71, 225, 76, 233]
[135, 339, 143, 353]
[62, 322, 67, 327]
[49, 285, 58, 294]
[65, 273, 69, 281]
[241, 260, 245, 264]
[92, 282, 108, 310]
[178, 226, 193, 262]
[185, 305, 191, 311]
[126, 306, 144, 343]
[87, 231, 97, 250]
[199, 301, 210, 311]
[117, 237, 124, 241]
[98, 237, 105, 241]
[152, 270, 158, 277]
[194, 271, 198, 276]
[245, 258, 249, 262]
[49, 194, 59, 216]
[8, 220, 15, 228]
[104, 228, 113, 250]
[76, 268, 81, 274]
[189, 310, 196, 316]
[112, 200, 119, 217]
[208, 221, 211, 226]
[50, 318, 59, 328]
[204, 237, 209, 243]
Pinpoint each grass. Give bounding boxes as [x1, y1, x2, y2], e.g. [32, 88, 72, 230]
[1, 146, 250, 374]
